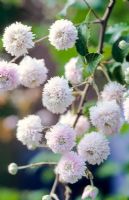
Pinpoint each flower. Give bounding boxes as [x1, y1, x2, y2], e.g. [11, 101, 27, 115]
[101, 81, 125, 105]
[0, 61, 19, 91]
[16, 115, 43, 149]
[55, 151, 86, 184]
[19, 56, 48, 88]
[8, 163, 18, 175]
[123, 97, 129, 122]
[45, 123, 76, 154]
[90, 100, 122, 135]
[49, 19, 78, 50]
[78, 132, 110, 165]
[65, 57, 83, 85]
[42, 77, 74, 114]
[82, 185, 99, 200]
[59, 111, 90, 137]
[3, 22, 35, 57]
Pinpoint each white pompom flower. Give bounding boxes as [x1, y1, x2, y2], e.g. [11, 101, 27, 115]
[55, 151, 86, 184]
[49, 19, 78, 50]
[3, 22, 35, 57]
[42, 77, 74, 114]
[101, 81, 125, 105]
[65, 57, 83, 85]
[123, 97, 129, 122]
[16, 115, 43, 150]
[59, 111, 90, 137]
[0, 61, 19, 91]
[82, 185, 99, 200]
[78, 132, 110, 165]
[19, 56, 48, 88]
[45, 123, 76, 154]
[90, 100, 122, 135]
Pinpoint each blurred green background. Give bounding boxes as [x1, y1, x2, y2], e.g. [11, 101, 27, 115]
[0, 0, 129, 200]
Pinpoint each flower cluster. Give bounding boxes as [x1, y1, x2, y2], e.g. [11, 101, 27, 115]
[3, 22, 35, 57]
[55, 151, 86, 184]
[0, 61, 19, 91]
[90, 100, 122, 135]
[45, 123, 76, 154]
[78, 132, 110, 165]
[42, 77, 74, 114]
[16, 115, 43, 150]
[19, 56, 48, 88]
[101, 81, 125, 105]
[49, 19, 78, 50]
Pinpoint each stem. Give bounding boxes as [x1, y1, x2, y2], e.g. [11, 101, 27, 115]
[50, 175, 59, 197]
[85, 168, 94, 186]
[10, 56, 21, 63]
[83, 0, 101, 20]
[98, 0, 116, 53]
[73, 78, 92, 128]
[35, 35, 48, 44]
[18, 162, 57, 170]
[92, 80, 100, 99]
[65, 185, 71, 200]
[98, 65, 111, 82]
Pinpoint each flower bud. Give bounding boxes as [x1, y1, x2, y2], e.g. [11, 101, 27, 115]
[8, 163, 18, 175]
[118, 40, 128, 50]
[81, 185, 98, 199]
[42, 195, 51, 200]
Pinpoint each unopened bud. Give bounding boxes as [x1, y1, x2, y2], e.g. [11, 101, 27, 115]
[8, 163, 18, 175]
[81, 185, 98, 200]
[119, 40, 128, 50]
[42, 195, 51, 200]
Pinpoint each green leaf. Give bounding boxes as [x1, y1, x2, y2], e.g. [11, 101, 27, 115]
[120, 122, 129, 135]
[86, 53, 102, 74]
[96, 161, 121, 178]
[106, 23, 129, 43]
[75, 24, 89, 56]
[112, 37, 129, 63]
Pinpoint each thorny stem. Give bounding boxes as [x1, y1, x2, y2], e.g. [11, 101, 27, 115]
[18, 162, 57, 170]
[98, 0, 116, 53]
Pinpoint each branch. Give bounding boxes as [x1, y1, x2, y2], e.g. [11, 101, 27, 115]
[50, 175, 59, 198]
[73, 77, 92, 128]
[83, 0, 101, 20]
[98, 0, 116, 53]
[18, 161, 57, 170]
